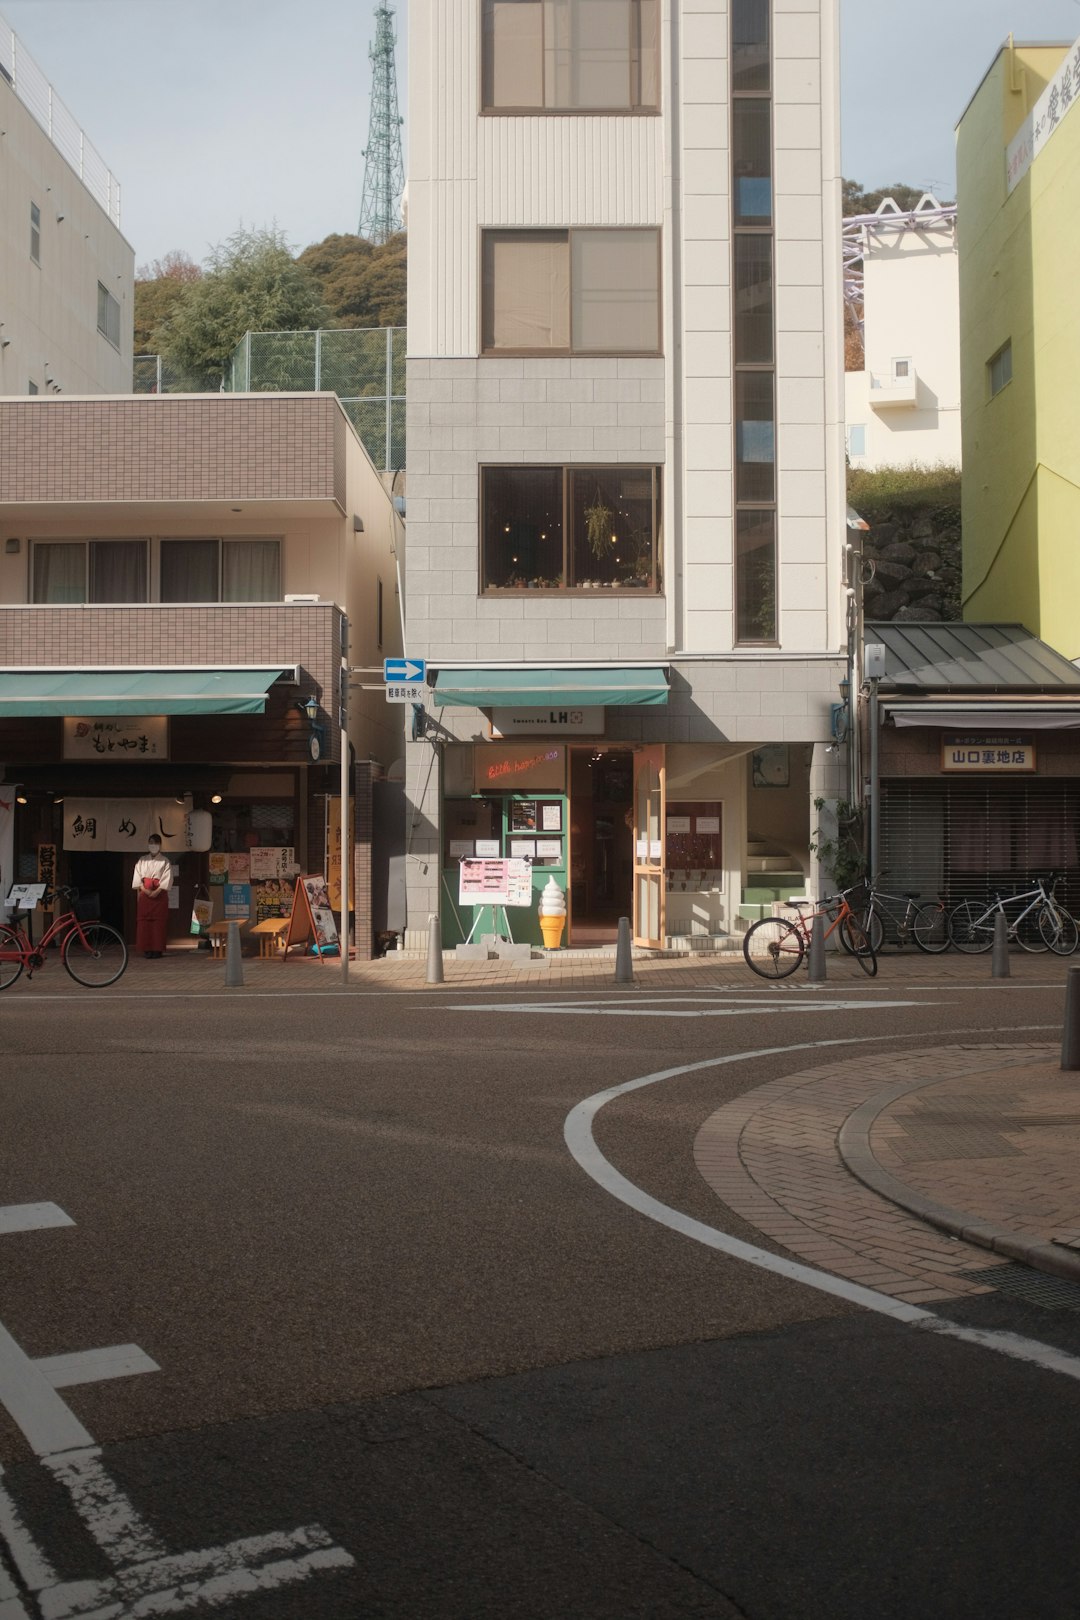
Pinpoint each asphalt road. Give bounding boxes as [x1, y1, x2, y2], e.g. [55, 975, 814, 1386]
[1, 975, 1079, 1618]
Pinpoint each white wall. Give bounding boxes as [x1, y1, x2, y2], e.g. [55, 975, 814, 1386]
[845, 222, 961, 471]
[0, 77, 133, 396]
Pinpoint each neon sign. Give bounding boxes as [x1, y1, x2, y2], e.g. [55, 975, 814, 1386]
[485, 749, 561, 782]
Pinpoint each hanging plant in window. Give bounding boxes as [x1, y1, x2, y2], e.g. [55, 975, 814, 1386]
[584, 486, 613, 559]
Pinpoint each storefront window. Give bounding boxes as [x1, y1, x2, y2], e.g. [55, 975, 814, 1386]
[665, 800, 722, 869]
[482, 465, 661, 592]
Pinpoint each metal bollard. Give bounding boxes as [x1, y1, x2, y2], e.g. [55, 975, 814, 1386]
[614, 916, 634, 984]
[225, 919, 244, 988]
[992, 911, 1010, 979]
[1062, 967, 1080, 1071]
[426, 913, 444, 984]
[807, 913, 826, 983]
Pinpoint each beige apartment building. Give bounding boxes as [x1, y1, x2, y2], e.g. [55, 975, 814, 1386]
[0, 11, 133, 396]
[0, 394, 405, 953]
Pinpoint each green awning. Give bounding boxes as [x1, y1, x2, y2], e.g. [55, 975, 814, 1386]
[0, 668, 289, 717]
[432, 666, 669, 708]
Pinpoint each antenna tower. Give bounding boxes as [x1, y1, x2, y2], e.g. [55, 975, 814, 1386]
[358, 5, 405, 244]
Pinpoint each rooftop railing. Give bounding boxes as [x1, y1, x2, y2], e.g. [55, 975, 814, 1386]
[0, 9, 121, 226]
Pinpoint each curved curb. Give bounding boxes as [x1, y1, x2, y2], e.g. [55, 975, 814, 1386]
[837, 1057, 1080, 1286]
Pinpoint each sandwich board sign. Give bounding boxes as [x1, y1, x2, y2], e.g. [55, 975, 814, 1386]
[284, 875, 340, 959]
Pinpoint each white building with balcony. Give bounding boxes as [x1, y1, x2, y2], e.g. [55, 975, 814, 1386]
[0, 10, 133, 396]
[844, 196, 961, 472]
[404, 0, 847, 953]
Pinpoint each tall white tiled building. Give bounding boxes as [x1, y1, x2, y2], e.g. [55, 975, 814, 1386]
[404, 0, 846, 951]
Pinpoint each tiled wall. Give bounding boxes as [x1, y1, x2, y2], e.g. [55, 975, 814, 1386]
[0, 396, 344, 505]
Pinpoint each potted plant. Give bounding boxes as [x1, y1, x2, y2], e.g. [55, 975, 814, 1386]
[584, 487, 613, 559]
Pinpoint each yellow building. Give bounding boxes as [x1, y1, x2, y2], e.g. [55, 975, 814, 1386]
[958, 35, 1080, 658]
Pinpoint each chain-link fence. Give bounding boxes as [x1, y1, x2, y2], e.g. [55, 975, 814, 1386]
[225, 328, 406, 471]
[132, 355, 192, 395]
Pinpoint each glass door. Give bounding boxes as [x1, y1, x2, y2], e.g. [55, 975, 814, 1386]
[632, 745, 666, 948]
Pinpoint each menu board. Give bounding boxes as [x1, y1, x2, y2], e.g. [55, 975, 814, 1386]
[458, 858, 533, 908]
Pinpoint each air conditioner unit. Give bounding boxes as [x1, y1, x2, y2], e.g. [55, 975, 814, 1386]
[284, 593, 320, 604]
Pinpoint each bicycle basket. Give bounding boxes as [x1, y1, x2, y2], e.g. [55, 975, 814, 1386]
[844, 881, 871, 911]
[73, 891, 100, 922]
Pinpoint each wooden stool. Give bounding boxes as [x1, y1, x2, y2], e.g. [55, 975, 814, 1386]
[206, 922, 230, 959]
[251, 918, 290, 959]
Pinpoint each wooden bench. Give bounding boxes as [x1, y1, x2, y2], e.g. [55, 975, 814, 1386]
[250, 917, 290, 959]
[206, 921, 231, 959]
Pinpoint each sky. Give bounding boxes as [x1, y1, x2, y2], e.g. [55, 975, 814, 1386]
[3, 0, 1080, 268]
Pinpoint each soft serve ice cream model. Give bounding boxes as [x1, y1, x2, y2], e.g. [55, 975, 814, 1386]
[538, 877, 567, 949]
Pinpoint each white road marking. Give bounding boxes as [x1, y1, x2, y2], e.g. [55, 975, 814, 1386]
[564, 1030, 1080, 1384]
[34, 1346, 159, 1391]
[0, 1211, 354, 1615]
[0, 1205, 74, 1236]
[451, 998, 927, 1017]
[0, 1468, 56, 1593]
[42, 1524, 355, 1620]
[0, 1322, 94, 1457]
[44, 1448, 165, 1566]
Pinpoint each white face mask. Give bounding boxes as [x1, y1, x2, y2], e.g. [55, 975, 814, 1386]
[147, 844, 162, 857]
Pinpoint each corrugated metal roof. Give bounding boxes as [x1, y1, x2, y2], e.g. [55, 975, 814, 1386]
[865, 622, 1080, 690]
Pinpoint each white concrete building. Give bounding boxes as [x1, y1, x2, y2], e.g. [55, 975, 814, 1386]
[0, 12, 133, 396]
[404, 0, 847, 952]
[844, 197, 960, 472]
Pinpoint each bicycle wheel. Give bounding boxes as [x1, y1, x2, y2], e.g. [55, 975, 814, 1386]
[62, 923, 128, 987]
[0, 926, 25, 990]
[1015, 906, 1048, 953]
[841, 916, 878, 976]
[913, 902, 949, 953]
[948, 901, 993, 954]
[1039, 904, 1079, 956]
[743, 917, 805, 979]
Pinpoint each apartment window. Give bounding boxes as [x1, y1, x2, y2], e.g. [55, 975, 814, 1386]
[482, 465, 661, 591]
[892, 356, 911, 380]
[731, 0, 776, 644]
[482, 0, 659, 112]
[482, 228, 660, 354]
[32, 540, 148, 604]
[159, 539, 282, 602]
[28, 381, 39, 396]
[848, 424, 866, 458]
[989, 341, 1012, 397]
[30, 202, 40, 265]
[97, 282, 121, 349]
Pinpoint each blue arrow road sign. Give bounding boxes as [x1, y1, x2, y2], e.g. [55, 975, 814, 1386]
[384, 657, 426, 684]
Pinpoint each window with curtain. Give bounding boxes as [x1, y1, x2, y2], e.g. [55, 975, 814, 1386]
[481, 465, 661, 591]
[733, 99, 772, 225]
[97, 283, 121, 349]
[482, 0, 658, 110]
[32, 541, 147, 603]
[482, 228, 660, 355]
[159, 539, 281, 602]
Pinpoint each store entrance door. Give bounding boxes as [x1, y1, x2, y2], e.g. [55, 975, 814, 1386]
[67, 851, 127, 934]
[633, 745, 666, 948]
[568, 749, 633, 945]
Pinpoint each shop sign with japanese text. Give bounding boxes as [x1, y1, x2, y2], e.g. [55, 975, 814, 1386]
[63, 716, 169, 760]
[64, 797, 192, 852]
[942, 736, 1036, 772]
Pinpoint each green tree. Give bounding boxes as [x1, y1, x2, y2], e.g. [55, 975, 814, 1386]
[843, 178, 953, 218]
[298, 231, 406, 327]
[133, 251, 202, 355]
[153, 227, 327, 390]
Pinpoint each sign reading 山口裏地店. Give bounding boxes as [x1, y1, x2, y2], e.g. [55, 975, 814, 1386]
[1007, 33, 1080, 193]
[63, 716, 169, 760]
[942, 736, 1036, 772]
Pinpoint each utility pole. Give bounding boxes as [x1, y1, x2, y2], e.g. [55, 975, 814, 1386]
[358, 5, 405, 245]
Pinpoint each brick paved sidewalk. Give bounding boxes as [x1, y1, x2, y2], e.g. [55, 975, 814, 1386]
[695, 1042, 1080, 1306]
[1, 941, 1075, 995]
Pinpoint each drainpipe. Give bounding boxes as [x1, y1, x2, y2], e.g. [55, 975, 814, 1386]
[869, 675, 880, 884]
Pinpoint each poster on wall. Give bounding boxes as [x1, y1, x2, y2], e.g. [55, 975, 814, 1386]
[751, 745, 789, 787]
[250, 846, 296, 880]
[253, 880, 292, 921]
[223, 883, 252, 920]
[208, 853, 229, 886]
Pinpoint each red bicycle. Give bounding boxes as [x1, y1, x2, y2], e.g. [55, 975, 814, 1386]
[0, 886, 128, 989]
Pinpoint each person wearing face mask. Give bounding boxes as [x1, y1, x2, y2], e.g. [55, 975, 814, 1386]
[131, 834, 173, 958]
